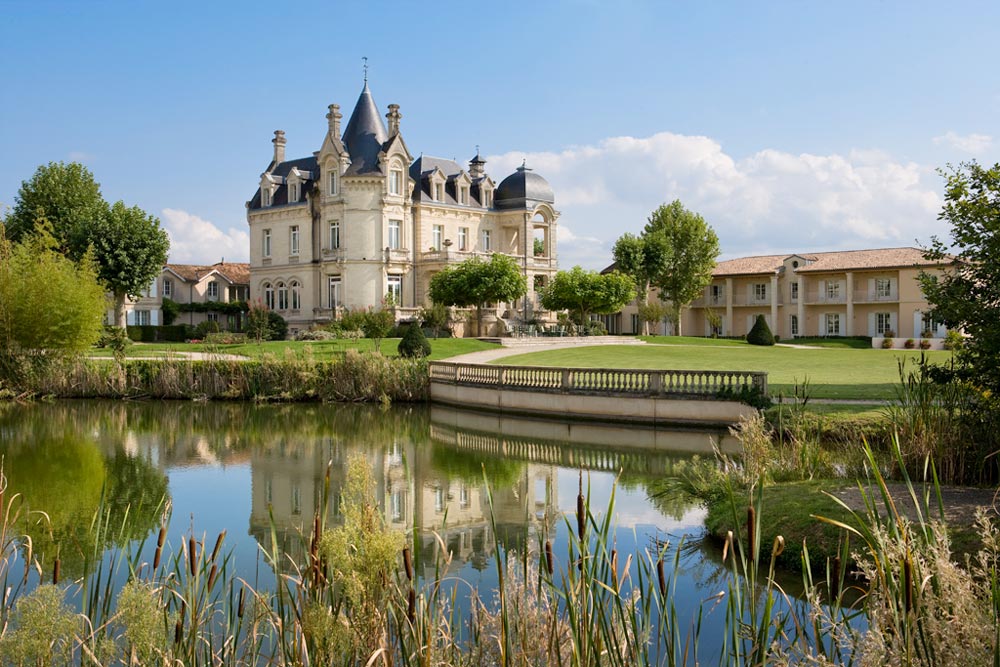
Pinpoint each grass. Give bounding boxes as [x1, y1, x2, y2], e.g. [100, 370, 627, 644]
[87, 337, 499, 362]
[494, 339, 954, 400]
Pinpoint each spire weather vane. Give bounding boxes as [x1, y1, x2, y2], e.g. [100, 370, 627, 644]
[362, 56, 368, 83]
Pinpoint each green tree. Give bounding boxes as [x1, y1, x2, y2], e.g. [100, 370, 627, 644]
[88, 201, 170, 328]
[637, 299, 672, 336]
[245, 300, 273, 343]
[540, 266, 636, 325]
[429, 254, 527, 335]
[361, 307, 395, 353]
[0, 222, 106, 364]
[533, 237, 545, 256]
[746, 314, 775, 346]
[612, 232, 669, 334]
[4, 161, 106, 251]
[920, 161, 1000, 393]
[643, 200, 720, 336]
[398, 323, 432, 358]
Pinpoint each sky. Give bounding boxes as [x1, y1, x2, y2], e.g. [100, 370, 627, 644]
[1, 1, 998, 269]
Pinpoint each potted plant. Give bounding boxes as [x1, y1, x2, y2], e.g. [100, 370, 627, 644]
[904, 338, 916, 349]
[919, 339, 932, 350]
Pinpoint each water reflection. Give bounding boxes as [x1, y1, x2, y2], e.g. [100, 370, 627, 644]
[0, 400, 727, 588]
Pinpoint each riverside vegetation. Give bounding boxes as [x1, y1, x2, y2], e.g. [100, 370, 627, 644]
[2, 419, 1000, 666]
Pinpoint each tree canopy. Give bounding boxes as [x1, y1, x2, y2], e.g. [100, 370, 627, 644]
[643, 200, 719, 335]
[429, 254, 527, 334]
[5, 162, 170, 328]
[539, 266, 636, 324]
[920, 161, 1000, 393]
[0, 221, 107, 358]
[611, 232, 669, 334]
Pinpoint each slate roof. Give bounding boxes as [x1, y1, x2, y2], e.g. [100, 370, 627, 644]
[409, 155, 488, 207]
[342, 82, 389, 176]
[495, 165, 554, 210]
[247, 156, 318, 210]
[166, 262, 251, 285]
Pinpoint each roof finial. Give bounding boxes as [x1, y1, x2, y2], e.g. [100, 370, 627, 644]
[521, 158, 527, 168]
[362, 56, 368, 83]
[475, 144, 480, 156]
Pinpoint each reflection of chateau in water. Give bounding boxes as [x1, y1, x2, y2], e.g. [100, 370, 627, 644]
[247, 436, 559, 575]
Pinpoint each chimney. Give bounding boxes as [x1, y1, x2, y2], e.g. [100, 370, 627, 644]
[326, 104, 342, 137]
[386, 104, 401, 135]
[469, 151, 486, 179]
[272, 130, 286, 164]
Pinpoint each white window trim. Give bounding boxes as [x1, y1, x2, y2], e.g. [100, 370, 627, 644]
[329, 171, 338, 196]
[329, 222, 341, 250]
[290, 226, 300, 255]
[262, 229, 272, 257]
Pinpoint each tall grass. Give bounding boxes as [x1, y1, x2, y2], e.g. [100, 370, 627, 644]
[1, 349, 428, 403]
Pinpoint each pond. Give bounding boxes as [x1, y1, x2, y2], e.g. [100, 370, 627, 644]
[0, 399, 807, 660]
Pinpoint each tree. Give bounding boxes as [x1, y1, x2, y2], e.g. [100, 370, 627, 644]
[361, 307, 395, 353]
[5, 162, 105, 252]
[637, 299, 671, 336]
[6, 163, 171, 328]
[612, 233, 669, 334]
[643, 200, 720, 336]
[0, 221, 107, 363]
[87, 201, 170, 328]
[920, 161, 1000, 393]
[539, 266, 636, 325]
[245, 300, 274, 344]
[429, 254, 527, 335]
[746, 314, 775, 346]
[398, 323, 432, 358]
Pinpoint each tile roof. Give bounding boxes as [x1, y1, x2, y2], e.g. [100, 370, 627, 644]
[712, 247, 953, 276]
[166, 262, 250, 285]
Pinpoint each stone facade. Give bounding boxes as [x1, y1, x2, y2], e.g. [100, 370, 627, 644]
[246, 82, 559, 337]
[113, 262, 250, 329]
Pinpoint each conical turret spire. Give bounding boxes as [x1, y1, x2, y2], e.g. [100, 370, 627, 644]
[342, 81, 389, 175]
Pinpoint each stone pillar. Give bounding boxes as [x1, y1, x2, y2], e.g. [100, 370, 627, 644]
[770, 274, 779, 335]
[797, 277, 806, 338]
[725, 278, 733, 336]
[846, 272, 854, 336]
[272, 130, 286, 164]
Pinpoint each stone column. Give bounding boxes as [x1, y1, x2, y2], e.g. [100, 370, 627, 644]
[770, 274, 779, 334]
[725, 277, 733, 336]
[846, 272, 854, 336]
[797, 277, 805, 338]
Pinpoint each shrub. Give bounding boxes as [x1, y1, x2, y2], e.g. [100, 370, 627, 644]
[746, 314, 775, 346]
[881, 338, 895, 349]
[203, 332, 247, 345]
[194, 320, 221, 339]
[96, 327, 132, 358]
[267, 311, 288, 340]
[583, 320, 607, 336]
[296, 329, 337, 341]
[919, 339, 932, 350]
[943, 330, 965, 351]
[338, 308, 368, 333]
[361, 308, 395, 353]
[419, 302, 451, 338]
[904, 338, 916, 349]
[398, 324, 431, 358]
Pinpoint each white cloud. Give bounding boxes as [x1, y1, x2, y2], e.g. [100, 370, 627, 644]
[933, 130, 993, 154]
[488, 132, 943, 269]
[161, 208, 249, 264]
[67, 151, 94, 162]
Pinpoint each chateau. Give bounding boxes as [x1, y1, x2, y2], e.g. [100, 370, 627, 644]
[245, 80, 560, 336]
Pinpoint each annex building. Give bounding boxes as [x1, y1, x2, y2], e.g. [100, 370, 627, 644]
[609, 247, 955, 342]
[245, 80, 560, 336]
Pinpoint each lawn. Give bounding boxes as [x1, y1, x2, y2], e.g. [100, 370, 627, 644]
[492, 340, 954, 400]
[87, 337, 499, 362]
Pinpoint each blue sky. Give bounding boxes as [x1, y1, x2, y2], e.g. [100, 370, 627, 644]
[2, 1, 998, 268]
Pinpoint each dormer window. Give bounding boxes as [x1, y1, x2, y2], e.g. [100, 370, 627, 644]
[483, 189, 493, 208]
[289, 182, 299, 203]
[329, 171, 338, 196]
[459, 186, 469, 205]
[262, 187, 272, 207]
[389, 168, 402, 195]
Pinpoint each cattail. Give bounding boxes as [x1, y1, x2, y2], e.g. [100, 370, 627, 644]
[657, 557, 667, 597]
[611, 549, 619, 588]
[153, 525, 167, 570]
[403, 547, 413, 581]
[747, 506, 757, 563]
[576, 472, 586, 542]
[52, 558, 60, 585]
[904, 557, 913, 613]
[544, 540, 554, 576]
[209, 531, 226, 563]
[207, 564, 218, 591]
[189, 536, 197, 577]
[831, 556, 842, 598]
[174, 619, 183, 644]
[723, 531, 733, 563]
[407, 587, 416, 623]
[237, 587, 246, 619]
[772, 536, 785, 558]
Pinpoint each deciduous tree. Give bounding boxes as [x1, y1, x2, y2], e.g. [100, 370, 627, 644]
[643, 200, 720, 336]
[5, 162, 105, 252]
[429, 254, 527, 335]
[920, 161, 1000, 393]
[539, 266, 636, 325]
[612, 232, 669, 334]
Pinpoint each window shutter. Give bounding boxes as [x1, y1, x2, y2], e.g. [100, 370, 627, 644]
[126, 310, 136, 325]
[914, 312, 921, 338]
[868, 278, 875, 300]
[151, 310, 160, 326]
[819, 280, 826, 300]
[746, 315, 753, 333]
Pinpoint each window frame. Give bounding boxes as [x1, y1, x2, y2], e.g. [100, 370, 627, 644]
[825, 313, 841, 336]
[826, 281, 841, 300]
[481, 229, 492, 251]
[263, 282, 274, 310]
[790, 314, 799, 336]
[389, 169, 402, 195]
[276, 282, 288, 310]
[290, 281, 301, 310]
[753, 283, 767, 302]
[329, 222, 341, 250]
[876, 278, 893, 299]
[458, 227, 468, 251]
[328, 277, 341, 309]
[162, 278, 172, 298]
[262, 229, 272, 257]
[328, 171, 338, 196]
[207, 281, 219, 301]
[388, 220, 401, 250]
[290, 225, 300, 255]
[876, 312, 893, 335]
[387, 274, 402, 305]
[432, 225, 444, 251]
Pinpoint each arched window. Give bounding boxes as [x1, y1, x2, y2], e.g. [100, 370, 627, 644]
[276, 282, 288, 310]
[290, 281, 301, 310]
[263, 283, 274, 310]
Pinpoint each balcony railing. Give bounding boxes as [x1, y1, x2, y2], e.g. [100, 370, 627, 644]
[731, 295, 782, 307]
[321, 248, 346, 262]
[853, 290, 898, 303]
[804, 292, 846, 304]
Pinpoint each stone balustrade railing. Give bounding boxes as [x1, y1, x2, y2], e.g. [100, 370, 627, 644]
[429, 362, 768, 398]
